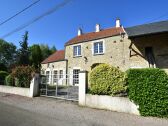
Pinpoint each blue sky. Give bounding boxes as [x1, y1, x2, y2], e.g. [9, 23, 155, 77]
[0, 0, 168, 50]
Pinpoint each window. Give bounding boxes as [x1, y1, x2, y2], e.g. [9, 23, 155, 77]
[53, 70, 58, 83]
[93, 41, 104, 54]
[46, 71, 50, 83]
[59, 70, 63, 79]
[73, 69, 80, 85]
[73, 45, 81, 57]
[145, 47, 156, 68]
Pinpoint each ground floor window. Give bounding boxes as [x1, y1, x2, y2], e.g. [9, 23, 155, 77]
[59, 70, 63, 79]
[73, 69, 80, 85]
[46, 71, 50, 83]
[53, 70, 58, 83]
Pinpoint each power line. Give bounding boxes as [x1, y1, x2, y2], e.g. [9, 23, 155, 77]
[0, 0, 41, 27]
[1, 0, 72, 39]
[145, 11, 168, 23]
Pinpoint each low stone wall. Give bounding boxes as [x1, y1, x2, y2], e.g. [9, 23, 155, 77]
[79, 71, 140, 115]
[0, 74, 40, 97]
[0, 85, 30, 97]
[85, 94, 140, 115]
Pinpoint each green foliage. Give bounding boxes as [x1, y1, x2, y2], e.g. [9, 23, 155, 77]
[89, 64, 127, 96]
[40, 44, 57, 60]
[17, 31, 30, 65]
[0, 71, 9, 84]
[11, 66, 35, 87]
[29, 44, 43, 71]
[0, 63, 7, 71]
[0, 39, 17, 67]
[127, 68, 168, 117]
[5, 74, 14, 86]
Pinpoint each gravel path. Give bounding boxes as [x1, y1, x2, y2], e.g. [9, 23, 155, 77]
[0, 92, 167, 126]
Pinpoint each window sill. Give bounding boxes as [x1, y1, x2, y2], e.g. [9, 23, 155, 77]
[93, 53, 104, 56]
[73, 55, 82, 58]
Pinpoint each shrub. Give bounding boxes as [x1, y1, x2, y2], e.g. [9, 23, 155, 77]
[0, 71, 8, 85]
[127, 68, 168, 117]
[89, 64, 127, 96]
[5, 74, 14, 86]
[11, 66, 35, 88]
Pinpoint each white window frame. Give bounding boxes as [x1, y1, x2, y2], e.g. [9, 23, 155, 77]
[59, 70, 63, 79]
[72, 68, 80, 85]
[92, 39, 105, 55]
[53, 70, 58, 83]
[45, 70, 50, 84]
[73, 45, 82, 57]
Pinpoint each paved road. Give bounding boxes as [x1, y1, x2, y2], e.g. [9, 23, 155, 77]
[0, 93, 167, 126]
[0, 102, 67, 126]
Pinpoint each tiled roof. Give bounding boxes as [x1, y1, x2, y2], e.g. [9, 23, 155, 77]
[41, 50, 65, 64]
[65, 27, 124, 46]
[125, 20, 168, 38]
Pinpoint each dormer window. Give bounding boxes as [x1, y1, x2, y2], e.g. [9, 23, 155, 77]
[73, 45, 81, 57]
[93, 41, 104, 55]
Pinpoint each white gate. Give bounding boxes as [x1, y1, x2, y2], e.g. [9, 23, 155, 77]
[40, 73, 79, 101]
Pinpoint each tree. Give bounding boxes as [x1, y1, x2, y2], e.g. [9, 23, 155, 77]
[17, 31, 30, 65]
[29, 44, 42, 71]
[40, 44, 56, 60]
[0, 63, 7, 71]
[50, 45, 57, 54]
[0, 39, 17, 68]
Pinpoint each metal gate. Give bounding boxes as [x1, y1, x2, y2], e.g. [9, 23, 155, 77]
[39, 73, 79, 101]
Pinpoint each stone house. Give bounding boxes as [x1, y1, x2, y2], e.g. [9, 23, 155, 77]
[41, 19, 168, 85]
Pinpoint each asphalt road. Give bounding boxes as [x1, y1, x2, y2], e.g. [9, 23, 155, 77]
[0, 102, 72, 126]
[0, 93, 167, 126]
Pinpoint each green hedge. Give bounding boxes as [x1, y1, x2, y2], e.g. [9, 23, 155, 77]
[0, 71, 8, 84]
[5, 74, 14, 86]
[89, 64, 127, 96]
[127, 68, 168, 117]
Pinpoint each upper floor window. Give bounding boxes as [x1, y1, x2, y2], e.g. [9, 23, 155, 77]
[73, 45, 81, 57]
[93, 41, 104, 54]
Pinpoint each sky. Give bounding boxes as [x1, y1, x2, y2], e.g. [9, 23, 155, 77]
[0, 0, 168, 50]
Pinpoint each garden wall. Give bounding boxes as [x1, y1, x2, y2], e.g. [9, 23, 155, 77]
[0, 85, 30, 97]
[85, 94, 139, 115]
[0, 74, 39, 97]
[79, 71, 139, 115]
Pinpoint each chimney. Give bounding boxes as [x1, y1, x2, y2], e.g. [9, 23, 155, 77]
[116, 18, 120, 28]
[78, 28, 82, 36]
[95, 24, 100, 32]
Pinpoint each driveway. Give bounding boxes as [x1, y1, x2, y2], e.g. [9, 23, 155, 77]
[0, 93, 167, 126]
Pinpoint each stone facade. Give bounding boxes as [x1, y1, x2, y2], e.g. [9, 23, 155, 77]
[65, 35, 131, 73]
[41, 60, 67, 85]
[41, 30, 168, 85]
[65, 32, 168, 74]
[129, 33, 168, 73]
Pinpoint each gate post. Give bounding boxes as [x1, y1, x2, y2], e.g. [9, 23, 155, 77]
[30, 73, 40, 97]
[79, 71, 87, 105]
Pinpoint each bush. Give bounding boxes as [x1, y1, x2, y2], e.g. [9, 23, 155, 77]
[11, 66, 35, 88]
[127, 68, 168, 117]
[0, 71, 8, 84]
[89, 64, 127, 96]
[5, 74, 14, 86]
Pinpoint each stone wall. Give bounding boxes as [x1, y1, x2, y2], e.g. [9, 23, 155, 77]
[130, 33, 168, 72]
[65, 33, 168, 73]
[41, 60, 67, 73]
[65, 35, 131, 73]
